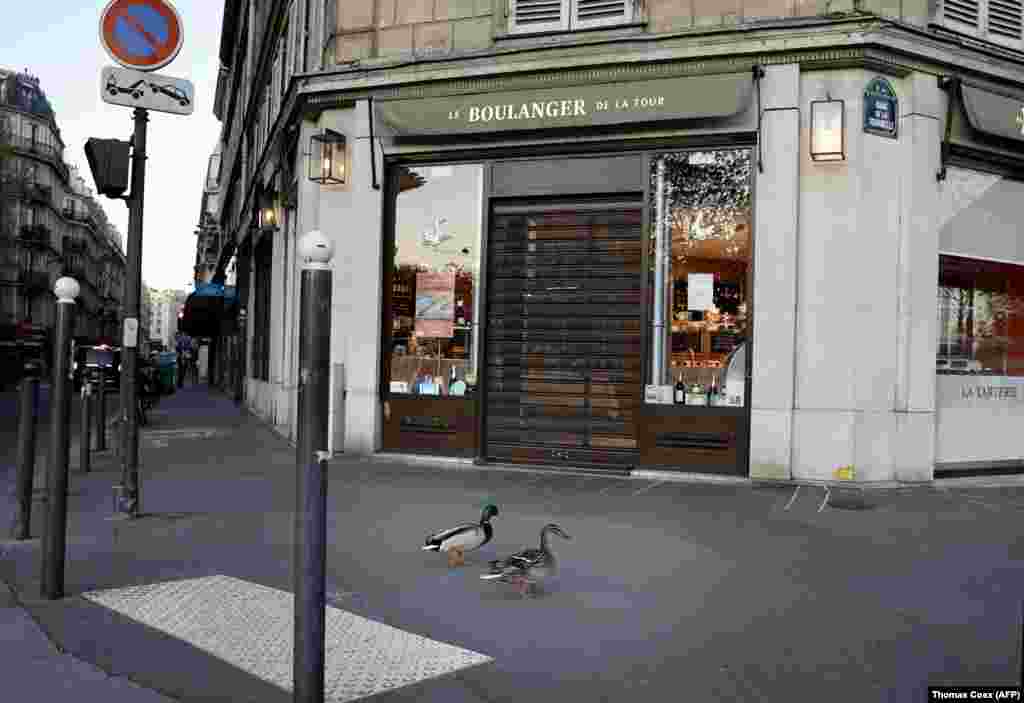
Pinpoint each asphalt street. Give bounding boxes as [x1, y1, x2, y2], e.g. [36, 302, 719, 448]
[1, 383, 1022, 702]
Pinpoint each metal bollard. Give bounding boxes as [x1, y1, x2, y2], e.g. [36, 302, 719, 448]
[41, 277, 78, 600]
[95, 371, 106, 451]
[293, 231, 333, 703]
[80, 381, 92, 474]
[12, 361, 41, 540]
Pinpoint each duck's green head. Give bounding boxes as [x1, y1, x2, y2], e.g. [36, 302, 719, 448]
[480, 504, 499, 521]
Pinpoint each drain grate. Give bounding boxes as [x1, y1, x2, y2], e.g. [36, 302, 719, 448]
[827, 493, 875, 511]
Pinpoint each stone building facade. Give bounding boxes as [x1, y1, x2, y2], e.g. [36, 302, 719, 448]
[0, 68, 126, 386]
[201, 1, 1024, 482]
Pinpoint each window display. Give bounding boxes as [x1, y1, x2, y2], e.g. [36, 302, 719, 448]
[937, 254, 1024, 376]
[646, 149, 753, 407]
[384, 164, 484, 397]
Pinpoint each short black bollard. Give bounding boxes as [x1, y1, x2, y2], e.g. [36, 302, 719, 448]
[293, 231, 333, 703]
[12, 361, 41, 540]
[41, 276, 78, 600]
[95, 371, 106, 451]
[80, 381, 92, 474]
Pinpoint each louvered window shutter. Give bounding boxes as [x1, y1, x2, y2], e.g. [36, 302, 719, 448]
[510, 0, 570, 33]
[987, 0, 1023, 46]
[942, 0, 982, 34]
[572, 0, 633, 29]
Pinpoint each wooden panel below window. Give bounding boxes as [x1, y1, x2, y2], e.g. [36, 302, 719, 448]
[638, 408, 745, 475]
[383, 397, 477, 457]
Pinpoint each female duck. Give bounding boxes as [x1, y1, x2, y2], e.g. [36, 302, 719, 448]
[423, 504, 499, 567]
[480, 523, 571, 596]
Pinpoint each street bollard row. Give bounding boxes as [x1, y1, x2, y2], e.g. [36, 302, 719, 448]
[11, 276, 120, 602]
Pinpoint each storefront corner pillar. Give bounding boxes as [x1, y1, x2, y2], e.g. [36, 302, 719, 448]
[749, 63, 800, 481]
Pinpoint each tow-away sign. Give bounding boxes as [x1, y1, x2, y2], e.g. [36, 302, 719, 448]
[101, 66, 193, 115]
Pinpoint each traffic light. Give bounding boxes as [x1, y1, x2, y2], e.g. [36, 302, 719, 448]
[84, 138, 131, 199]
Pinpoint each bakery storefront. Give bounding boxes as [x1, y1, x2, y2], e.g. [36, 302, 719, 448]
[375, 69, 760, 475]
[934, 79, 1024, 477]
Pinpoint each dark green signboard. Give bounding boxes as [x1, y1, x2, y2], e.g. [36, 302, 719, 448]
[377, 73, 754, 136]
[864, 77, 898, 139]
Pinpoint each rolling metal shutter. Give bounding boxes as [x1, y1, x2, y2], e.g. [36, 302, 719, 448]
[485, 200, 643, 469]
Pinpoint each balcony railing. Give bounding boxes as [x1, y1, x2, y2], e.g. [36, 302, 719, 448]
[0, 134, 69, 182]
[19, 270, 50, 292]
[62, 235, 86, 253]
[18, 224, 50, 247]
[24, 182, 52, 205]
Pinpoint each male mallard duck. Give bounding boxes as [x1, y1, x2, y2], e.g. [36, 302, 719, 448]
[479, 523, 571, 596]
[423, 504, 499, 567]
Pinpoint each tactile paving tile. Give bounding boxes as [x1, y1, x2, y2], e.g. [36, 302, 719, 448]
[82, 575, 492, 702]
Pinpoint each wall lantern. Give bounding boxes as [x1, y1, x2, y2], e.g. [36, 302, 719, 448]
[258, 191, 278, 230]
[810, 96, 846, 162]
[308, 129, 346, 185]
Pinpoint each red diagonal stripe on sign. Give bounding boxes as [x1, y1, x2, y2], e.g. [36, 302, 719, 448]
[120, 11, 162, 52]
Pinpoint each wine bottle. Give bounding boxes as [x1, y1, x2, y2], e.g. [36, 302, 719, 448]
[674, 371, 686, 404]
[687, 376, 707, 406]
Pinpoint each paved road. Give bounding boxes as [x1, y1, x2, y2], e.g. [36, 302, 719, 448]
[1, 384, 1022, 702]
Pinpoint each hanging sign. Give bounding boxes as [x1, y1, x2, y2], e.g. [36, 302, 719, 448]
[100, 0, 184, 72]
[863, 77, 898, 139]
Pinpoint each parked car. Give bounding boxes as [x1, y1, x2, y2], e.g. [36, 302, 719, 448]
[73, 345, 121, 392]
[147, 81, 190, 106]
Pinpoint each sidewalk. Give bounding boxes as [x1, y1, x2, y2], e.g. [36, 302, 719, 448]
[1, 382, 1022, 702]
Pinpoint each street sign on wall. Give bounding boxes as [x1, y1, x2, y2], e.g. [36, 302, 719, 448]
[100, 0, 183, 72]
[101, 66, 194, 115]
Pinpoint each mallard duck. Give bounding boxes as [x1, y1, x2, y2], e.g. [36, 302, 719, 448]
[479, 523, 572, 596]
[423, 504, 499, 567]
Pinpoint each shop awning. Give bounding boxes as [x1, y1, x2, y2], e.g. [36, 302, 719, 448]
[180, 283, 238, 338]
[377, 72, 755, 137]
[960, 84, 1024, 146]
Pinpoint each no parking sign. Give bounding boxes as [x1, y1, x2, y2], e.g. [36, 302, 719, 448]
[99, 0, 183, 72]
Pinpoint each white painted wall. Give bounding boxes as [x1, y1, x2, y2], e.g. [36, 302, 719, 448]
[789, 68, 939, 482]
[936, 377, 1024, 463]
[313, 101, 385, 454]
[749, 64, 800, 481]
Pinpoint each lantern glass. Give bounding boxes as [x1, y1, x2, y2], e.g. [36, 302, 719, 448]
[810, 99, 846, 162]
[309, 130, 347, 184]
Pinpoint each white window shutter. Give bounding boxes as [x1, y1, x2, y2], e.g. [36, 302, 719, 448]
[572, 0, 633, 29]
[987, 0, 1023, 49]
[941, 0, 983, 36]
[510, 0, 570, 33]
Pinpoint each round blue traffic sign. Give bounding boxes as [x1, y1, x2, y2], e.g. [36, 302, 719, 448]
[100, 0, 183, 72]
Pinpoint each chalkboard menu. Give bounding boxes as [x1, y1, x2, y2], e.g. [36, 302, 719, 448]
[392, 270, 415, 318]
[711, 332, 740, 353]
[714, 282, 741, 314]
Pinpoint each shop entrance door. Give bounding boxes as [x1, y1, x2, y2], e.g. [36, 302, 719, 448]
[485, 199, 644, 470]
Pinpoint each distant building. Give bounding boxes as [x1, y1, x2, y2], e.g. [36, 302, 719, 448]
[0, 67, 126, 386]
[147, 287, 189, 350]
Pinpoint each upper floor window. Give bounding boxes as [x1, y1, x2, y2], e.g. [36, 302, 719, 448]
[934, 0, 1024, 51]
[509, 0, 637, 34]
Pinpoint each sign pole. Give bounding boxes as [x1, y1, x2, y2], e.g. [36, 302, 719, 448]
[118, 107, 147, 517]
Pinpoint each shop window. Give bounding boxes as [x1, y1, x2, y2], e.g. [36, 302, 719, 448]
[646, 149, 753, 407]
[937, 254, 1024, 376]
[383, 164, 485, 398]
[509, 0, 637, 34]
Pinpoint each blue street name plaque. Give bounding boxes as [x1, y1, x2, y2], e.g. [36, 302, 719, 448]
[864, 77, 898, 139]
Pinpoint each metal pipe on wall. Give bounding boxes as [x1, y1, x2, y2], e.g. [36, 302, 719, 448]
[652, 157, 667, 386]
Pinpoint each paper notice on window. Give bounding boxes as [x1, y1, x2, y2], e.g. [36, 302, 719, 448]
[688, 273, 714, 311]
